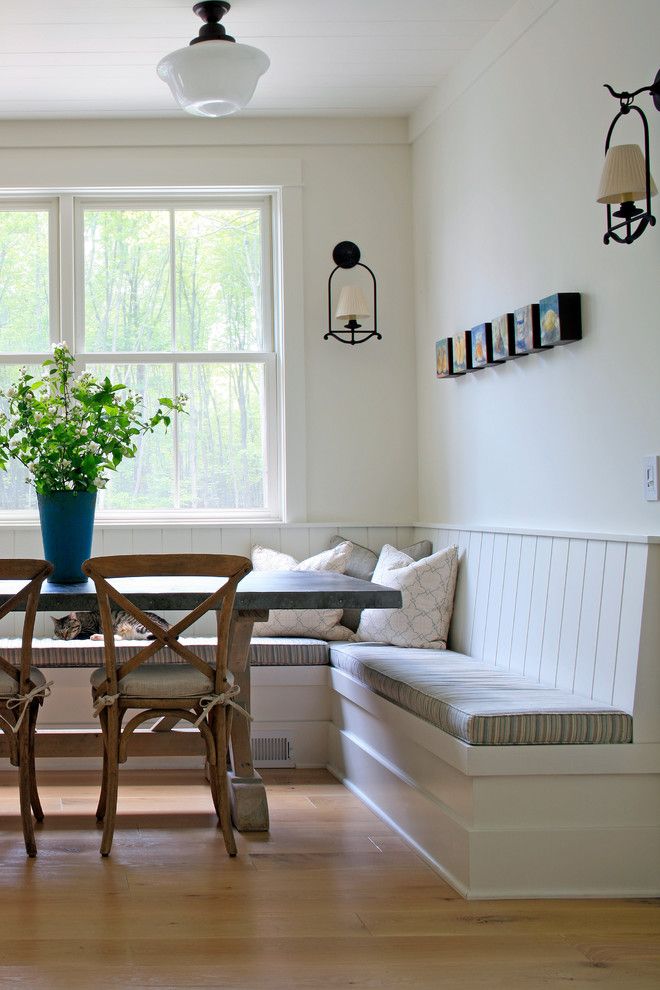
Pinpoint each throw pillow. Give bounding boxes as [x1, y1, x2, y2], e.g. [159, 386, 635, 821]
[328, 535, 433, 631]
[355, 543, 458, 649]
[251, 542, 354, 641]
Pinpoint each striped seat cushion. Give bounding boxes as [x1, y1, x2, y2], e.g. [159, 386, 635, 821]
[0, 637, 328, 669]
[330, 644, 632, 745]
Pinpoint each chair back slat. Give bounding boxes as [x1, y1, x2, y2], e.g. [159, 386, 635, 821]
[82, 554, 252, 692]
[0, 560, 53, 689]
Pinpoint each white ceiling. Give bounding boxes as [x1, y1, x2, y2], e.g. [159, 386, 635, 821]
[0, 0, 518, 118]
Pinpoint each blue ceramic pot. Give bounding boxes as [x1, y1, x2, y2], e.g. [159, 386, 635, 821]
[37, 491, 97, 584]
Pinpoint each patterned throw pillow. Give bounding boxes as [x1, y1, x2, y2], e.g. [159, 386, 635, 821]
[356, 544, 459, 649]
[251, 543, 354, 640]
[328, 535, 433, 631]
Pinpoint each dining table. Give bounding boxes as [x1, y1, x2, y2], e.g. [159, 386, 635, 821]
[0, 569, 402, 832]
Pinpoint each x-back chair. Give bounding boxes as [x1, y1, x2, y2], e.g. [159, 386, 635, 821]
[82, 553, 252, 857]
[0, 559, 53, 857]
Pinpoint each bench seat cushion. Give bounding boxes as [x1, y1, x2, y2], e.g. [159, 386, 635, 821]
[330, 643, 632, 745]
[0, 637, 329, 668]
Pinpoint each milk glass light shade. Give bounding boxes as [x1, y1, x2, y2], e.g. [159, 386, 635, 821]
[597, 143, 658, 204]
[335, 286, 370, 320]
[157, 40, 270, 117]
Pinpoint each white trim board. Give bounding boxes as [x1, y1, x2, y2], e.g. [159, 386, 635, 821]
[415, 523, 660, 545]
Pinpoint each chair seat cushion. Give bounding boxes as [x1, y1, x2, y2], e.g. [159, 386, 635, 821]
[0, 637, 329, 668]
[90, 664, 231, 699]
[330, 644, 633, 746]
[0, 666, 47, 698]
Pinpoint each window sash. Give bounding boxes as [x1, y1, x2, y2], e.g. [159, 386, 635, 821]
[73, 196, 274, 355]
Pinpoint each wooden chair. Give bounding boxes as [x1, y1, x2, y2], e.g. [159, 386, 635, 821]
[81, 553, 252, 857]
[0, 559, 54, 857]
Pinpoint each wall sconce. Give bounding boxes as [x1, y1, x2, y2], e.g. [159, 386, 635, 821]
[325, 241, 380, 345]
[597, 68, 660, 244]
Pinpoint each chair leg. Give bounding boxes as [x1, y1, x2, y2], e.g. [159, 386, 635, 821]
[18, 723, 37, 858]
[207, 753, 221, 819]
[212, 707, 236, 857]
[100, 707, 120, 857]
[28, 700, 44, 823]
[96, 708, 109, 823]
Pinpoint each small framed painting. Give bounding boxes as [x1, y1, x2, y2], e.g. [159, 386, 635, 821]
[513, 303, 541, 354]
[539, 292, 582, 347]
[451, 332, 467, 374]
[490, 313, 515, 361]
[469, 324, 488, 370]
[435, 338, 452, 378]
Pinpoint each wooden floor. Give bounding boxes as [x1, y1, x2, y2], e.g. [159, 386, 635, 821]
[0, 769, 657, 989]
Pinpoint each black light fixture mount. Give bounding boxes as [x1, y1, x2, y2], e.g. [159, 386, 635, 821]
[189, 2, 235, 44]
[598, 68, 660, 244]
[325, 241, 380, 346]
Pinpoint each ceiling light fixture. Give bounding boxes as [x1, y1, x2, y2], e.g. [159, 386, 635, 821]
[597, 68, 660, 244]
[157, 1, 270, 118]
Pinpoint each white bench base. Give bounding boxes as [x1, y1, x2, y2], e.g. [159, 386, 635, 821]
[328, 667, 660, 899]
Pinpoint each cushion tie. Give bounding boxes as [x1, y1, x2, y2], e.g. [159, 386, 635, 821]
[193, 684, 252, 727]
[7, 681, 54, 733]
[92, 693, 121, 717]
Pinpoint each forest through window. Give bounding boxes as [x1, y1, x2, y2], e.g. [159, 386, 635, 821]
[0, 196, 278, 516]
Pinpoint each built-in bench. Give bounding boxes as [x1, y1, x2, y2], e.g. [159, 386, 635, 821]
[327, 526, 660, 899]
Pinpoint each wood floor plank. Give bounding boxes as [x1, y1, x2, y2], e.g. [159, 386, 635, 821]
[0, 769, 657, 989]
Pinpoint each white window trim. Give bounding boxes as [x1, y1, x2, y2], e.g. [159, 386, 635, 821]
[0, 186, 294, 525]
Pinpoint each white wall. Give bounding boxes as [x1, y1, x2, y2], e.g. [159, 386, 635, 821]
[412, 0, 660, 536]
[0, 116, 417, 525]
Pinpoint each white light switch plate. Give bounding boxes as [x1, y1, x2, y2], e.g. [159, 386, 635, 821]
[643, 456, 659, 501]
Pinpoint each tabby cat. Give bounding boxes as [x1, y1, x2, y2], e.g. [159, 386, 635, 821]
[51, 605, 170, 641]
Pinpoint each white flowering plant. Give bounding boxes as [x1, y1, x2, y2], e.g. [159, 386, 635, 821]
[0, 343, 187, 496]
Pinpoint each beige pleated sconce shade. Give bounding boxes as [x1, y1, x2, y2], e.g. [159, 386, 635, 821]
[335, 285, 370, 320]
[597, 143, 658, 204]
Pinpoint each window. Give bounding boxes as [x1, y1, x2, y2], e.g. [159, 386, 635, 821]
[0, 193, 280, 519]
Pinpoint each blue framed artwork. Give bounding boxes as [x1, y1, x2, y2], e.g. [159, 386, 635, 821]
[513, 303, 541, 354]
[469, 324, 488, 369]
[436, 338, 451, 378]
[491, 313, 518, 360]
[452, 333, 467, 374]
[539, 293, 582, 347]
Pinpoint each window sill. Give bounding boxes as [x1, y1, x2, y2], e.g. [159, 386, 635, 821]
[0, 510, 284, 528]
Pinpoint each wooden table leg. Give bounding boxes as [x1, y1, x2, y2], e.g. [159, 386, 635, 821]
[227, 609, 269, 832]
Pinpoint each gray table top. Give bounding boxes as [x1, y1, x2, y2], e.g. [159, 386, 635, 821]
[0, 571, 402, 613]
